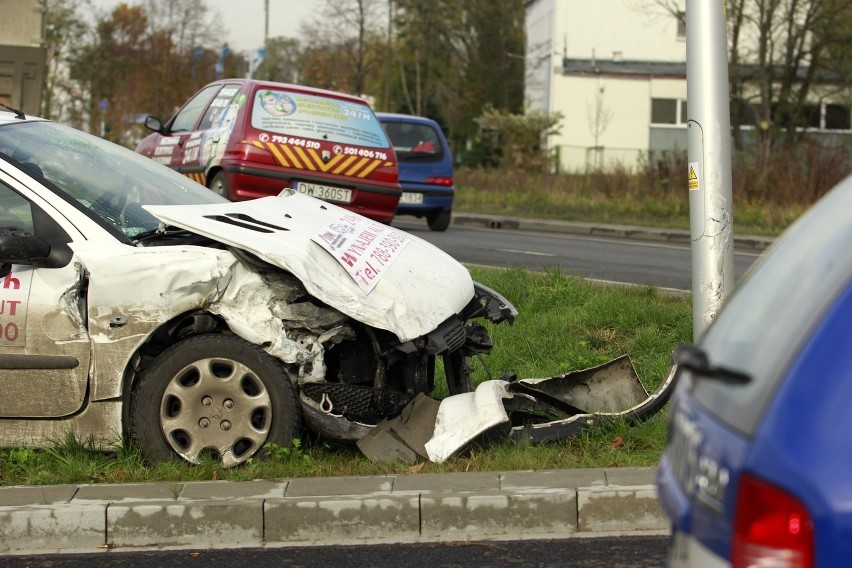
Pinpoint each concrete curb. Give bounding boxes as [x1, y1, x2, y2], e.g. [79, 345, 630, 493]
[0, 468, 666, 554]
[451, 213, 775, 252]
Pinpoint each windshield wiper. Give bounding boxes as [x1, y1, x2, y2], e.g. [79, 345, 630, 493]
[131, 224, 193, 245]
[674, 344, 752, 385]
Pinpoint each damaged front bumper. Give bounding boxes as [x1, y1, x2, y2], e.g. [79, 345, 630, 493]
[358, 356, 678, 464]
[297, 281, 519, 442]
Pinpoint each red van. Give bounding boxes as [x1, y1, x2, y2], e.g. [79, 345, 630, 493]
[136, 79, 401, 223]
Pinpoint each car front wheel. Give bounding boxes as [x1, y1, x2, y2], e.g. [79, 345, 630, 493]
[129, 335, 300, 467]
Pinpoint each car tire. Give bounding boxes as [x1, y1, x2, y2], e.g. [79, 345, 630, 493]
[427, 209, 451, 232]
[209, 172, 230, 200]
[129, 334, 301, 467]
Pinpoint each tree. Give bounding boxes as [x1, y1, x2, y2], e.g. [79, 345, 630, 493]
[391, 0, 525, 155]
[299, 0, 386, 96]
[471, 105, 563, 171]
[41, 0, 90, 124]
[392, 0, 463, 117]
[252, 37, 302, 83]
[587, 85, 614, 170]
[649, 0, 852, 167]
[64, 0, 227, 144]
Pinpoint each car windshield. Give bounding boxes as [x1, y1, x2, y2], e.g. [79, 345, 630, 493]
[0, 120, 226, 238]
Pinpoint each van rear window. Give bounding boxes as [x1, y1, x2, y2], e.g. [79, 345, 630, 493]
[250, 90, 389, 149]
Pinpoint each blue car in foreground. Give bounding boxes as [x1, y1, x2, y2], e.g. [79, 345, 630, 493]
[377, 113, 454, 231]
[657, 174, 852, 567]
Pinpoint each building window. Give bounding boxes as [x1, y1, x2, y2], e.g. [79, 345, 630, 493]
[677, 11, 686, 40]
[825, 104, 851, 130]
[651, 98, 687, 125]
[802, 105, 821, 128]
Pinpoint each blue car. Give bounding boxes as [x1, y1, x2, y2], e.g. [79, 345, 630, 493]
[657, 174, 852, 567]
[377, 113, 454, 231]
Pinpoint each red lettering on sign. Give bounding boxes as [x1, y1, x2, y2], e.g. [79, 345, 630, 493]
[0, 300, 21, 316]
[0, 322, 18, 342]
[2, 273, 20, 289]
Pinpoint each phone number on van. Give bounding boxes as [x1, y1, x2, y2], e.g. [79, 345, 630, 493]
[293, 181, 353, 204]
[268, 135, 321, 149]
[341, 147, 388, 161]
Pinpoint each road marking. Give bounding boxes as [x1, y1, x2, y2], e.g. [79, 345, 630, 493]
[496, 248, 556, 257]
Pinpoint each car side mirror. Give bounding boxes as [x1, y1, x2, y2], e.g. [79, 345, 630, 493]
[0, 227, 51, 266]
[144, 115, 164, 134]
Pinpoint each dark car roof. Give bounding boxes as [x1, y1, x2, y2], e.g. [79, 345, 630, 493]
[375, 112, 441, 126]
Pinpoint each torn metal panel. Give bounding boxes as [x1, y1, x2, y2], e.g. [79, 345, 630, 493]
[356, 393, 440, 463]
[355, 358, 678, 464]
[510, 355, 648, 414]
[508, 360, 678, 446]
[425, 380, 514, 463]
[208, 261, 330, 382]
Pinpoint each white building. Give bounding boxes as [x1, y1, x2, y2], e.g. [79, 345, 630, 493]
[0, 0, 46, 115]
[526, 0, 688, 172]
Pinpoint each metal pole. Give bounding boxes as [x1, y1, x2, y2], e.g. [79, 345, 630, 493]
[265, 0, 270, 45]
[686, 0, 734, 340]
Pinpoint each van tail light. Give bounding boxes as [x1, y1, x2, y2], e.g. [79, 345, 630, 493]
[732, 473, 813, 568]
[425, 176, 453, 187]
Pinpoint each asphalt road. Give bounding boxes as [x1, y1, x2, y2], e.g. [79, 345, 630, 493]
[394, 218, 761, 291]
[0, 536, 669, 567]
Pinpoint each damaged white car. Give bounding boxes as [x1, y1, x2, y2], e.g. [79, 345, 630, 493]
[0, 109, 676, 468]
[0, 108, 521, 467]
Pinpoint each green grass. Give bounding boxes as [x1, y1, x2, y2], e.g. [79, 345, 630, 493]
[0, 267, 691, 486]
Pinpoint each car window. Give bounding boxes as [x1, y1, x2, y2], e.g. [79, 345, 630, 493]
[690, 175, 852, 436]
[197, 84, 243, 131]
[0, 181, 34, 233]
[383, 122, 444, 158]
[0, 121, 226, 240]
[170, 84, 222, 133]
[249, 88, 390, 149]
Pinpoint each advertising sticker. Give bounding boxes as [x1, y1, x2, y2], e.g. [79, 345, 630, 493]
[312, 214, 412, 294]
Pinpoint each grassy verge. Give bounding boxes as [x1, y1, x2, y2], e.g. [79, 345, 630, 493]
[454, 167, 811, 236]
[0, 266, 691, 486]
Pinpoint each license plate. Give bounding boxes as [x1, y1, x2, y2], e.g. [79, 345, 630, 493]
[400, 192, 424, 204]
[294, 181, 352, 204]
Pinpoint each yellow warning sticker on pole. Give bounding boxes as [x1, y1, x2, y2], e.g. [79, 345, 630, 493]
[688, 162, 700, 191]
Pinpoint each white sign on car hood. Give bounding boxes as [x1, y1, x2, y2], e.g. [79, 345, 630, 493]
[145, 192, 473, 341]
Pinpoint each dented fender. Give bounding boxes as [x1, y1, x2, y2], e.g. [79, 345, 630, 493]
[73, 241, 337, 401]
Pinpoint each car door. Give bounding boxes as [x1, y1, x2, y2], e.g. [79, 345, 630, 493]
[150, 83, 223, 180]
[171, 83, 243, 186]
[0, 178, 91, 418]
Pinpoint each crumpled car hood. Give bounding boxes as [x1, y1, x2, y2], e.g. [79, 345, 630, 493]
[145, 192, 474, 341]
